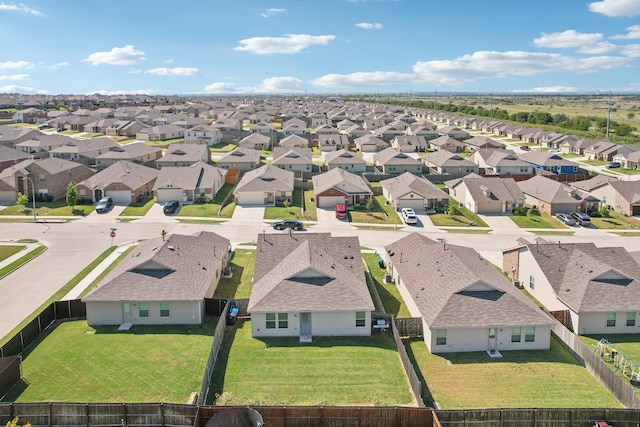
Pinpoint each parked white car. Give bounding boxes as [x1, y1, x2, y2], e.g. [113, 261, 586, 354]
[401, 208, 418, 225]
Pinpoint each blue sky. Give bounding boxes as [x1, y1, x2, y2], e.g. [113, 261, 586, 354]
[1, 0, 640, 95]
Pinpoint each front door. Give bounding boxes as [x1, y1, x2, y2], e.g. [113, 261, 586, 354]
[122, 303, 133, 323]
[300, 312, 311, 336]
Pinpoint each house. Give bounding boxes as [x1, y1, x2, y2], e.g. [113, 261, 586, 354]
[391, 135, 428, 153]
[343, 124, 370, 140]
[422, 150, 479, 175]
[380, 171, 449, 212]
[444, 175, 525, 214]
[83, 118, 119, 134]
[281, 121, 307, 137]
[234, 164, 294, 205]
[0, 125, 40, 148]
[48, 137, 119, 165]
[271, 147, 312, 174]
[105, 120, 148, 137]
[153, 161, 226, 204]
[583, 140, 618, 161]
[469, 149, 534, 176]
[428, 135, 466, 153]
[83, 231, 231, 326]
[372, 125, 404, 142]
[385, 233, 552, 353]
[0, 145, 30, 173]
[95, 142, 162, 168]
[612, 147, 640, 169]
[317, 134, 350, 152]
[135, 124, 185, 141]
[519, 151, 581, 175]
[156, 143, 211, 168]
[238, 133, 271, 151]
[12, 108, 47, 124]
[559, 138, 597, 155]
[405, 123, 439, 141]
[248, 233, 374, 339]
[184, 124, 223, 146]
[437, 125, 470, 140]
[574, 179, 640, 216]
[463, 136, 503, 151]
[278, 134, 309, 149]
[216, 147, 261, 171]
[15, 134, 76, 158]
[373, 148, 422, 174]
[353, 134, 388, 153]
[312, 167, 373, 208]
[0, 157, 95, 203]
[77, 160, 159, 204]
[503, 238, 640, 335]
[517, 175, 600, 215]
[324, 149, 367, 173]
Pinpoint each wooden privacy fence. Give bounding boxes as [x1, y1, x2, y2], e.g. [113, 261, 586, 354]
[196, 405, 440, 427]
[0, 403, 197, 427]
[551, 322, 640, 409]
[396, 317, 424, 337]
[436, 408, 640, 427]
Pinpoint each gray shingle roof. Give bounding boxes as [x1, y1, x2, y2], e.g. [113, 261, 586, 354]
[79, 160, 158, 190]
[380, 171, 450, 200]
[235, 164, 294, 192]
[153, 161, 225, 191]
[518, 175, 598, 204]
[312, 167, 372, 195]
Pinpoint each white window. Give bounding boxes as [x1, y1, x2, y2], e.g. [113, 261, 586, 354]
[436, 329, 446, 346]
[525, 326, 535, 342]
[139, 302, 149, 318]
[160, 302, 170, 317]
[607, 312, 616, 327]
[529, 275, 535, 290]
[266, 313, 276, 329]
[355, 311, 366, 327]
[278, 313, 288, 328]
[511, 327, 521, 343]
[627, 312, 636, 327]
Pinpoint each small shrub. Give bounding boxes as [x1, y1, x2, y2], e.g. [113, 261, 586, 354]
[283, 199, 291, 208]
[448, 205, 460, 216]
[527, 206, 541, 217]
[513, 207, 527, 216]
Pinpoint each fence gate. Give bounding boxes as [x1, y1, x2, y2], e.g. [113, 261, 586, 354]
[549, 310, 570, 328]
[395, 318, 423, 337]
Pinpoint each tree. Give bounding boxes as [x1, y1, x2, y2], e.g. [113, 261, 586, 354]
[17, 192, 28, 211]
[6, 417, 31, 427]
[365, 197, 375, 212]
[65, 182, 77, 207]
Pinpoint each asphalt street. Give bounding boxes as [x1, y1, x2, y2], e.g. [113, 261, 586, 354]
[2, 207, 639, 339]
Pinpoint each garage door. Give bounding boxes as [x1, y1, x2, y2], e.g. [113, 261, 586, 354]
[106, 190, 133, 205]
[633, 205, 640, 216]
[156, 188, 184, 203]
[0, 191, 16, 204]
[236, 192, 265, 205]
[397, 198, 424, 211]
[318, 195, 346, 209]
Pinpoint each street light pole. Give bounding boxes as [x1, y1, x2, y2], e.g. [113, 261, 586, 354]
[23, 176, 37, 222]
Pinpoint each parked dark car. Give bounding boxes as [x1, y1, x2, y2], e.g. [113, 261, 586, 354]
[95, 196, 113, 213]
[272, 219, 304, 230]
[163, 200, 180, 214]
[571, 212, 591, 226]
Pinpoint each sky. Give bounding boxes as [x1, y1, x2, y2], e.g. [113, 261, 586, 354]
[1, 0, 640, 96]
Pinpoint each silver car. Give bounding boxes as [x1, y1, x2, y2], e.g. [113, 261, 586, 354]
[555, 213, 577, 226]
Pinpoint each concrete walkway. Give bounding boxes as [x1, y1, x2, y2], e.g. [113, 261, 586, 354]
[60, 243, 134, 301]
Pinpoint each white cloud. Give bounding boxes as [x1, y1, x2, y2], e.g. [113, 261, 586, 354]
[534, 30, 603, 48]
[86, 89, 154, 96]
[619, 43, 640, 57]
[0, 84, 47, 94]
[310, 71, 417, 88]
[0, 74, 28, 81]
[261, 8, 285, 18]
[355, 22, 382, 30]
[0, 2, 44, 16]
[234, 34, 335, 54]
[577, 42, 618, 54]
[82, 45, 146, 66]
[412, 50, 631, 85]
[611, 25, 640, 40]
[588, 0, 640, 17]
[144, 67, 200, 77]
[204, 77, 303, 94]
[0, 60, 33, 70]
[513, 86, 580, 93]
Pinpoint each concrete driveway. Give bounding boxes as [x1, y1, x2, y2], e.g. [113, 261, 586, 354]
[476, 213, 521, 234]
[230, 205, 266, 223]
[314, 207, 353, 229]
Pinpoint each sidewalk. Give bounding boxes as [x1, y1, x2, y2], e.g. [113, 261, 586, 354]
[60, 243, 135, 301]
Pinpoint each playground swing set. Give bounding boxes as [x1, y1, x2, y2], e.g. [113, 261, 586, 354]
[594, 338, 640, 388]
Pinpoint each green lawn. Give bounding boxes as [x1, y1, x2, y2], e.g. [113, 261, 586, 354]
[302, 190, 317, 221]
[5, 319, 214, 403]
[580, 334, 640, 395]
[510, 213, 567, 229]
[429, 201, 488, 227]
[209, 321, 414, 406]
[177, 184, 235, 218]
[264, 190, 303, 219]
[363, 253, 411, 318]
[0, 200, 95, 217]
[119, 197, 154, 216]
[213, 249, 255, 299]
[582, 160, 608, 166]
[590, 211, 640, 229]
[209, 143, 236, 153]
[440, 228, 492, 233]
[348, 196, 397, 225]
[404, 337, 622, 409]
[0, 245, 25, 262]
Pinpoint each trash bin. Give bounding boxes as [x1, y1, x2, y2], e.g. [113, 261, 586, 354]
[227, 307, 239, 325]
[377, 258, 385, 268]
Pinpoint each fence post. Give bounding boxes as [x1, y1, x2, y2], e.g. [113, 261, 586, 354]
[85, 403, 89, 427]
[48, 402, 52, 427]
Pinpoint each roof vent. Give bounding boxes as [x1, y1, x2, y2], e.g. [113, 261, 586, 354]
[168, 246, 175, 251]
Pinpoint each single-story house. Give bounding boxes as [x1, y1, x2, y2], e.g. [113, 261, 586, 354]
[517, 175, 600, 215]
[373, 148, 422, 174]
[0, 125, 40, 148]
[469, 149, 534, 176]
[437, 125, 470, 140]
[463, 136, 503, 151]
[153, 161, 226, 204]
[271, 147, 312, 174]
[278, 134, 309, 149]
[239, 133, 271, 151]
[575, 179, 640, 216]
[353, 134, 388, 153]
[248, 233, 374, 339]
[312, 167, 373, 208]
[234, 164, 294, 205]
[83, 231, 231, 326]
[380, 171, 450, 212]
[503, 238, 640, 335]
[95, 142, 163, 168]
[385, 233, 552, 353]
[156, 143, 211, 168]
[317, 134, 350, 152]
[324, 149, 367, 173]
[391, 135, 428, 153]
[216, 147, 262, 171]
[444, 175, 525, 214]
[135, 124, 185, 141]
[77, 160, 159, 204]
[519, 152, 582, 175]
[422, 150, 479, 175]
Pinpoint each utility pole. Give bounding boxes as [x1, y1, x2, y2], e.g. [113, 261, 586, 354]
[490, 92, 493, 120]
[434, 89, 437, 112]
[606, 90, 611, 139]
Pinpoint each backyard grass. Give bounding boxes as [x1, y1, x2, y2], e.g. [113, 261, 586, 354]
[0, 246, 116, 347]
[209, 142, 236, 153]
[264, 189, 303, 219]
[590, 211, 640, 229]
[302, 190, 317, 221]
[0, 245, 26, 262]
[5, 319, 215, 403]
[0, 200, 94, 217]
[363, 253, 411, 318]
[212, 249, 255, 299]
[510, 213, 567, 229]
[209, 320, 414, 406]
[404, 337, 623, 409]
[580, 334, 640, 395]
[118, 196, 154, 216]
[177, 184, 235, 218]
